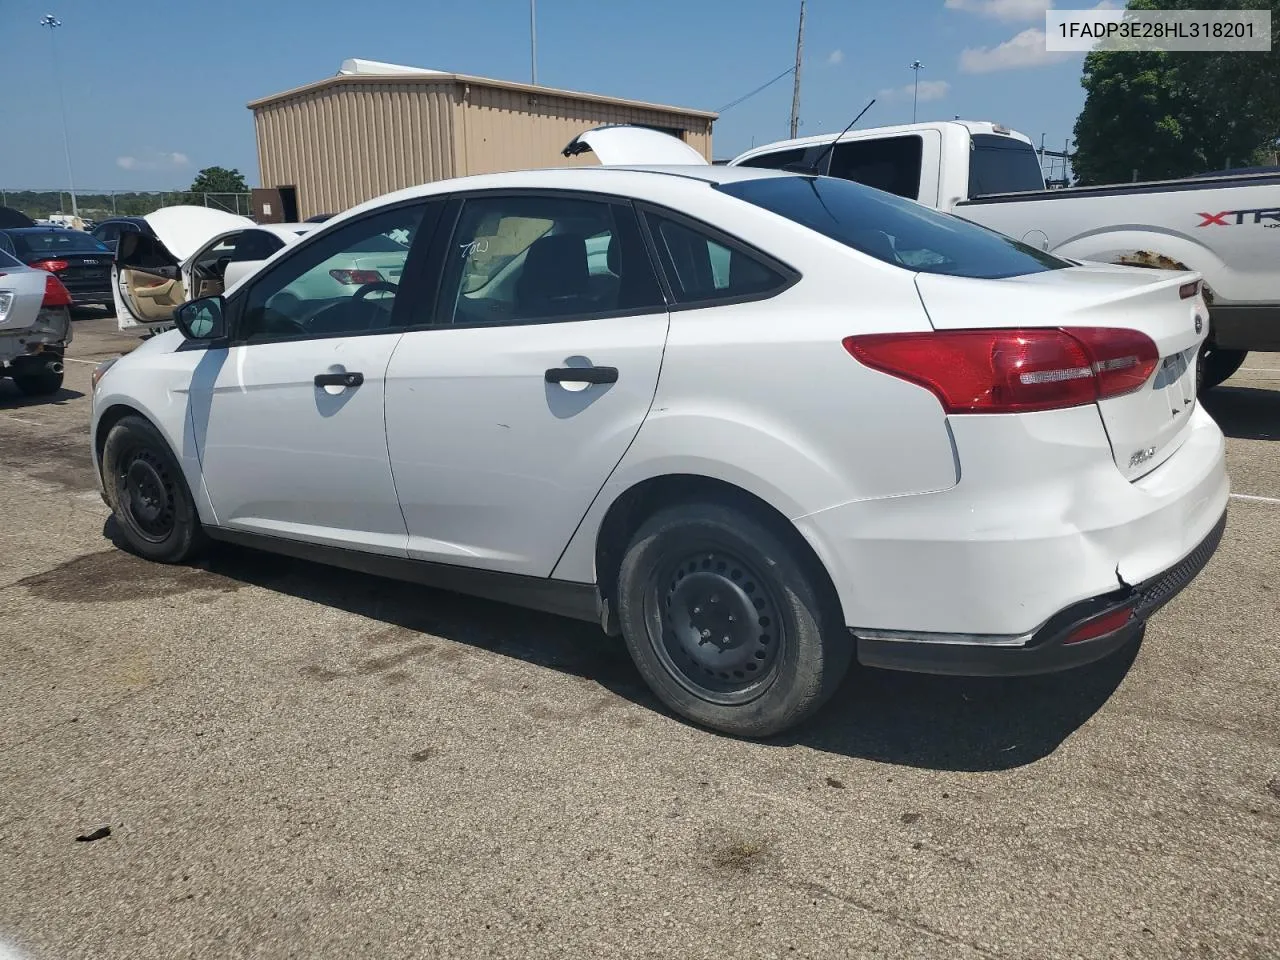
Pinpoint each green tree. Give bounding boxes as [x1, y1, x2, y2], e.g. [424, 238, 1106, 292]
[1072, 0, 1280, 185]
[187, 166, 249, 195]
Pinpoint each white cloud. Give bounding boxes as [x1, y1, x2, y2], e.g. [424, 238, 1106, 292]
[945, 0, 1051, 22]
[876, 79, 951, 101]
[959, 27, 1074, 72]
[116, 150, 190, 172]
[828, 49, 844, 65]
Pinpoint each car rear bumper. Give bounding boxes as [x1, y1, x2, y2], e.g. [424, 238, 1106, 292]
[66, 287, 113, 305]
[855, 508, 1225, 676]
[795, 401, 1229, 640]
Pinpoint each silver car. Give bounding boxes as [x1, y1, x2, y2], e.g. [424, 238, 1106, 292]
[0, 248, 72, 396]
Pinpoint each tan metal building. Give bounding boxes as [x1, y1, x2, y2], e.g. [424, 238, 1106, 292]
[247, 59, 717, 220]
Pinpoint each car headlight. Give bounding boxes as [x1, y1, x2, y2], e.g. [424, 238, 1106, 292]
[91, 357, 118, 393]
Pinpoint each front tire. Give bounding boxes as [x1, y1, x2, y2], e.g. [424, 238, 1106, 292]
[616, 501, 852, 738]
[101, 415, 206, 563]
[12, 367, 64, 396]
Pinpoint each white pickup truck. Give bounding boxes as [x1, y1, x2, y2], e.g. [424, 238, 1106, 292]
[729, 120, 1280, 390]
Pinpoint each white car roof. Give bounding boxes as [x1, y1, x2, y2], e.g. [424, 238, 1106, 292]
[248, 222, 317, 239]
[320, 164, 795, 234]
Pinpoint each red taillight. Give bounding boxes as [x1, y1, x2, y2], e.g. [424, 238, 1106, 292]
[329, 269, 384, 285]
[843, 327, 1159, 414]
[1179, 280, 1200, 300]
[41, 273, 73, 308]
[30, 259, 70, 273]
[1064, 606, 1134, 645]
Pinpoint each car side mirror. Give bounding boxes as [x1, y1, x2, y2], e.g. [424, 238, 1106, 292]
[173, 296, 227, 341]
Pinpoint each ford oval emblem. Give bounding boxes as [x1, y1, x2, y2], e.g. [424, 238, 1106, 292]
[1194, 315, 1203, 334]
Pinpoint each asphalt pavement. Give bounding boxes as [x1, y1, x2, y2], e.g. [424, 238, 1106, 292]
[0, 316, 1276, 959]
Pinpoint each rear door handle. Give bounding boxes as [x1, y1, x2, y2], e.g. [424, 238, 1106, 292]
[544, 366, 618, 385]
[314, 371, 364, 388]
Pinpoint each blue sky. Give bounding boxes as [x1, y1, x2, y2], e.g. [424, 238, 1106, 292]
[2, 0, 1092, 190]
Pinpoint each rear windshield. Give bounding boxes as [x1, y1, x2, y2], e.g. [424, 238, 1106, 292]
[0, 248, 20, 267]
[968, 134, 1045, 196]
[718, 175, 1068, 279]
[11, 230, 110, 256]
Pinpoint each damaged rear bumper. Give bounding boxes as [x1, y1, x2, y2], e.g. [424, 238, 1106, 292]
[855, 509, 1226, 676]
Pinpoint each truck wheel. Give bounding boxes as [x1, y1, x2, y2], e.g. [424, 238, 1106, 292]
[1199, 344, 1247, 393]
[12, 367, 64, 396]
[101, 415, 206, 564]
[615, 500, 852, 738]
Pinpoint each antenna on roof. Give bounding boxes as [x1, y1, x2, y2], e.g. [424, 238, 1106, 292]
[784, 98, 876, 176]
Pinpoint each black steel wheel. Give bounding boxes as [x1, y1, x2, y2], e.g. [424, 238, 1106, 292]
[617, 499, 853, 738]
[115, 444, 178, 544]
[646, 546, 785, 705]
[101, 415, 206, 563]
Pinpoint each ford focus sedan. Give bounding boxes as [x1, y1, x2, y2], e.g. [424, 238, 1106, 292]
[88, 161, 1228, 737]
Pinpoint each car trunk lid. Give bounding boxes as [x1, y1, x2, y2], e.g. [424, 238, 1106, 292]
[561, 126, 710, 166]
[914, 263, 1207, 481]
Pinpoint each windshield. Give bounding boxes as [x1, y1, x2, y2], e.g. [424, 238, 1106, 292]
[718, 175, 1068, 280]
[11, 230, 110, 256]
[968, 134, 1045, 196]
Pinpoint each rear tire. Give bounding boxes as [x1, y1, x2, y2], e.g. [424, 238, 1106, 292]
[12, 367, 64, 396]
[615, 500, 852, 738]
[1199, 344, 1247, 393]
[102, 415, 206, 564]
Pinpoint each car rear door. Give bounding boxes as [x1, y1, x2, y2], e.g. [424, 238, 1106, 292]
[383, 191, 671, 576]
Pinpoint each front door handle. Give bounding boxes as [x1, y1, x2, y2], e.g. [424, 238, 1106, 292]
[314, 371, 364, 388]
[544, 366, 618, 385]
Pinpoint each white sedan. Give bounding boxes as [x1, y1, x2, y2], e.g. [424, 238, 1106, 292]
[87, 154, 1228, 736]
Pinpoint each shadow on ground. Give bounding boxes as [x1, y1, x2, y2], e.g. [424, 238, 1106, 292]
[0, 384, 85, 408]
[95, 519, 1135, 773]
[1202, 385, 1279, 441]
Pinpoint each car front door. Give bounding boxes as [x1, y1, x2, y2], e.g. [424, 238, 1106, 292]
[189, 201, 436, 555]
[384, 191, 671, 576]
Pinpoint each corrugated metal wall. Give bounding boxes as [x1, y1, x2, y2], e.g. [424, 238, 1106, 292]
[254, 82, 458, 219]
[254, 78, 714, 219]
[458, 83, 713, 176]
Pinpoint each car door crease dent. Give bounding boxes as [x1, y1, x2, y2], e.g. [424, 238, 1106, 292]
[381, 333, 414, 557]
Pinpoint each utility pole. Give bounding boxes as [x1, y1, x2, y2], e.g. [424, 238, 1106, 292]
[789, 0, 805, 139]
[529, 0, 538, 85]
[910, 60, 923, 123]
[40, 14, 79, 218]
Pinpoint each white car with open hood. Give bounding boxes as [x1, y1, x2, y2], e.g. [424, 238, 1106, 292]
[88, 132, 1228, 737]
[113, 207, 315, 335]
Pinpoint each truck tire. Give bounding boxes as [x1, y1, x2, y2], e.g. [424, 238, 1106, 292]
[615, 500, 852, 738]
[1199, 344, 1247, 393]
[12, 367, 64, 396]
[101, 415, 206, 564]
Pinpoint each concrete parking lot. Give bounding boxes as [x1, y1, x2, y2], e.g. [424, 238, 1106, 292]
[1, 317, 1276, 959]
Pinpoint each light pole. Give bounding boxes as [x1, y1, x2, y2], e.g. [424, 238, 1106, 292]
[529, 0, 538, 85]
[910, 60, 923, 123]
[40, 14, 79, 218]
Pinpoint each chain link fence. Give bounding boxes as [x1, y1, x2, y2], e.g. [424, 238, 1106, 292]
[0, 189, 253, 221]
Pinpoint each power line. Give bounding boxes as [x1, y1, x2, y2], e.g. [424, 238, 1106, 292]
[717, 66, 797, 115]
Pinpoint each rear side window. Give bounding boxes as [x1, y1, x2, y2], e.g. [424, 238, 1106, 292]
[644, 213, 791, 304]
[737, 147, 807, 170]
[230, 230, 285, 262]
[718, 175, 1068, 279]
[968, 134, 1045, 196]
[826, 135, 923, 199]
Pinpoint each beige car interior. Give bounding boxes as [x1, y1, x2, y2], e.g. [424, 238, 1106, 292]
[116, 231, 188, 323]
